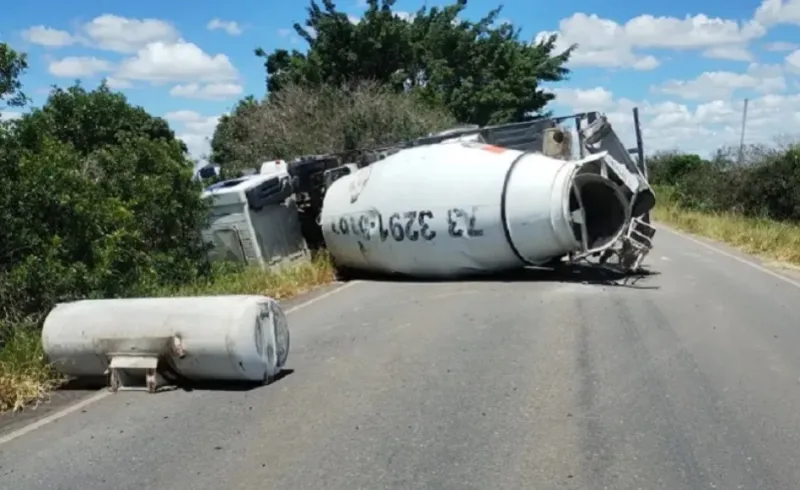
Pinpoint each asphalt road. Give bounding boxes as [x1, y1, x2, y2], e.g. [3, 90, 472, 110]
[3, 226, 800, 490]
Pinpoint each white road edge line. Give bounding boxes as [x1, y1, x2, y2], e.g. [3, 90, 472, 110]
[0, 280, 362, 447]
[659, 225, 800, 290]
[0, 391, 110, 446]
[284, 280, 360, 314]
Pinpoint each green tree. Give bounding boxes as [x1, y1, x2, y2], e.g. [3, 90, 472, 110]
[0, 43, 28, 108]
[209, 95, 260, 169]
[14, 81, 187, 155]
[209, 81, 455, 175]
[255, 0, 575, 126]
[0, 82, 209, 318]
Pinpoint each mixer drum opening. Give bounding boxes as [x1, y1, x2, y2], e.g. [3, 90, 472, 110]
[570, 173, 629, 251]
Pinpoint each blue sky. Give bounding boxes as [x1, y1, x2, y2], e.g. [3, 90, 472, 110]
[2, 0, 800, 160]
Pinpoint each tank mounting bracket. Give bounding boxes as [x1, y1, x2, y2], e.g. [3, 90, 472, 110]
[105, 354, 166, 394]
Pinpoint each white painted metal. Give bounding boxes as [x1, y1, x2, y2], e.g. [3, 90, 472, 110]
[41, 295, 290, 385]
[259, 159, 287, 176]
[201, 173, 309, 268]
[320, 141, 628, 277]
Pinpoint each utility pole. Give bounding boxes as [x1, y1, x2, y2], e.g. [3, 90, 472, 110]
[737, 98, 749, 166]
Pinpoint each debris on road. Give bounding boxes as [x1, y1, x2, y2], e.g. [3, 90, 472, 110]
[41, 295, 290, 393]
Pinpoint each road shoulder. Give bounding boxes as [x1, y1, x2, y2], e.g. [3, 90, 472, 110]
[656, 223, 800, 285]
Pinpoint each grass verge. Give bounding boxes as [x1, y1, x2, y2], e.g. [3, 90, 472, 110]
[0, 252, 336, 413]
[0, 319, 60, 413]
[653, 185, 800, 266]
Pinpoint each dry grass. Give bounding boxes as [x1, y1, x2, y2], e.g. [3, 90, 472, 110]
[155, 252, 336, 300]
[0, 319, 61, 412]
[0, 252, 336, 413]
[653, 185, 800, 265]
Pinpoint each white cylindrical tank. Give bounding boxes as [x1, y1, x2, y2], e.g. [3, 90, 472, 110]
[320, 141, 630, 277]
[41, 295, 290, 382]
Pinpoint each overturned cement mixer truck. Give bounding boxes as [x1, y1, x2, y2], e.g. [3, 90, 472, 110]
[316, 111, 657, 279]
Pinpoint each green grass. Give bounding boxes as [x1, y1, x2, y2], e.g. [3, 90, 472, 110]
[0, 253, 336, 413]
[653, 185, 800, 266]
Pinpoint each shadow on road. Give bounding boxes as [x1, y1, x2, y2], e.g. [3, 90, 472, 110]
[176, 368, 294, 393]
[55, 369, 295, 393]
[58, 376, 109, 390]
[344, 263, 661, 291]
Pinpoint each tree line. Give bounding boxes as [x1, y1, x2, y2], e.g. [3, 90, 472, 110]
[648, 144, 800, 224]
[1, 0, 575, 335]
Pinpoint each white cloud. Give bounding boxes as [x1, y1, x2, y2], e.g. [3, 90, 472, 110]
[0, 111, 22, 121]
[115, 41, 239, 84]
[48, 56, 113, 77]
[105, 77, 133, 89]
[536, 12, 766, 70]
[80, 14, 179, 53]
[165, 110, 222, 161]
[165, 110, 205, 124]
[784, 49, 800, 73]
[764, 41, 799, 51]
[165, 110, 220, 134]
[653, 63, 785, 101]
[552, 87, 616, 110]
[703, 45, 754, 61]
[754, 0, 800, 26]
[632, 55, 660, 70]
[21, 14, 241, 100]
[21, 15, 180, 53]
[169, 83, 243, 100]
[277, 28, 292, 37]
[625, 14, 765, 48]
[207, 19, 243, 36]
[21, 26, 74, 47]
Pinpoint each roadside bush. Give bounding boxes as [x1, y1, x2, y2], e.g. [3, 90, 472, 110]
[648, 143, 800, 223]
[0, 83, 211, 321]
[647, 151, 707, 186]
[736, 148, 800, 222]
[210, 80, 457, 176]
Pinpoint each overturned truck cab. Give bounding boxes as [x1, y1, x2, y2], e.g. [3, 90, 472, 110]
[320, 136, 655, 279]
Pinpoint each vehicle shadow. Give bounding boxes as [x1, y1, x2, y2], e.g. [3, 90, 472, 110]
[56, 369, 295, 393]
[176, 368, 294, 393]
[58, 376, 108, 390]
[346, 263, 661, 291]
